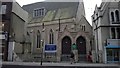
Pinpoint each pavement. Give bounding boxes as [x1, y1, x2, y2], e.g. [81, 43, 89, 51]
[1, 61, 120, 67]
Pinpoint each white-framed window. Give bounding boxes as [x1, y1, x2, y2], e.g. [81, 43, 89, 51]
[0, 5, 7, 14]
[110, 27, 120, 39]
[109, 9, 120, 24]
[33, 8, 45, 17]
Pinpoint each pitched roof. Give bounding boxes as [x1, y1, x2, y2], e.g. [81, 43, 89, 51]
[23, 2, 79, 11]
[22, 2, 79, 23]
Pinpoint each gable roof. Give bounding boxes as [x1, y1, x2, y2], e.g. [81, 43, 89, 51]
[23, 2, 79, 11]
[22, 2, 79, 23]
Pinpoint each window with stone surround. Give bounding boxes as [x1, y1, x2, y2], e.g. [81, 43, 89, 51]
[49, 29, 54, 44]
[110, 9, 120, 24]
[111, 12, 115, 22]
[115, 10, 119, 22]
[37, 30, 41, 48]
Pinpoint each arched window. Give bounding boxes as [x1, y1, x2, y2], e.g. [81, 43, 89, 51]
[37, 30, 41, 48]
[82, 26, 84, 31]
[49, 29, 54, 44]
[115, 10, 119, 22]
[111, 12, 115, 22]
[81, 25, 85, 31]
[83, 25, 85, 31]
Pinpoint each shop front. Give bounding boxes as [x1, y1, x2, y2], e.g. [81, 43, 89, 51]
[106, 45, 120, 63]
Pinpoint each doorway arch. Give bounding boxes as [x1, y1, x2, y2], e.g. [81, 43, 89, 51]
[76, 36, 86, 62]
[61, 36, 71, 61]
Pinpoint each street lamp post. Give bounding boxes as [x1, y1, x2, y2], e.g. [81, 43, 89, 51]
[30, 30, 33, 54]
[40, 40, 43, 65]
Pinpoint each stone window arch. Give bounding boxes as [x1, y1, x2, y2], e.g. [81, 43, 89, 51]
[81, 25, 85, 31]
[49, 29, 54, 44]
[111, 12, 115, 22]
[37, 30, 41, 48]
[115, 10, 119, 22]
[83, 25, 85, 31]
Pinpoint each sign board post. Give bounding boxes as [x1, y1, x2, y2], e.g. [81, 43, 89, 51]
[44, 44, 57, 62]
[44, 44, 56, 53]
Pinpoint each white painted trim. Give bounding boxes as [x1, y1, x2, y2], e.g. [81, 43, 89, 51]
[33, 7, 45, 17]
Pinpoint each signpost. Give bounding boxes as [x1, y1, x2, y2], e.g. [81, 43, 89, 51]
[44, 44, 56, 53]
[44, 44, 57, 62]
[40, 40, 43, 65]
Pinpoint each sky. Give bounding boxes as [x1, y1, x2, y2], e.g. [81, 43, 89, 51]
[15, 0, 102, 25]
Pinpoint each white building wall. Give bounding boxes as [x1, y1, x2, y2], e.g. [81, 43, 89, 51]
[101, 27, 110, 63]
[92, 2, 120, 63]
[98, 28, 102, 51]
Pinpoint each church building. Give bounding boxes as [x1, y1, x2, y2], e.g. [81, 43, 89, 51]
[15, 0, 93, 62]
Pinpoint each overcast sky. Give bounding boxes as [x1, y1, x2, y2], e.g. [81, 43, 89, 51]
[15, 0, 102, 25]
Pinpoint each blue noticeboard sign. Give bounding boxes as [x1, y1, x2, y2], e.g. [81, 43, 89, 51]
[106, 44, 120, 48]
[44, 44, 56, 53]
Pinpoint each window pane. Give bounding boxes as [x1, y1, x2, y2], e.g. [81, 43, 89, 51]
[0, 5, 7, 14]
[49, 29, 54, 44]
[37, 31, 41, 48]
[111, 28, 115, 39]
[39, 9, 41, 16]
[34, 10, 37, 17]
[36, 10, 39, 16]
[49, 33, 51, 44]
[41, 9, 44, 16]
[84, 26, 85, 31]
[113, 49, 119, 61]
[33, 8, 45, 17]
[52, 33, 54, 44]
[107, 49, 113, 61]
[115, 10, 119, 22]
[37, 35, 39, 48]
[111, 12, 114, 22]
[117, 28, 120, 39]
